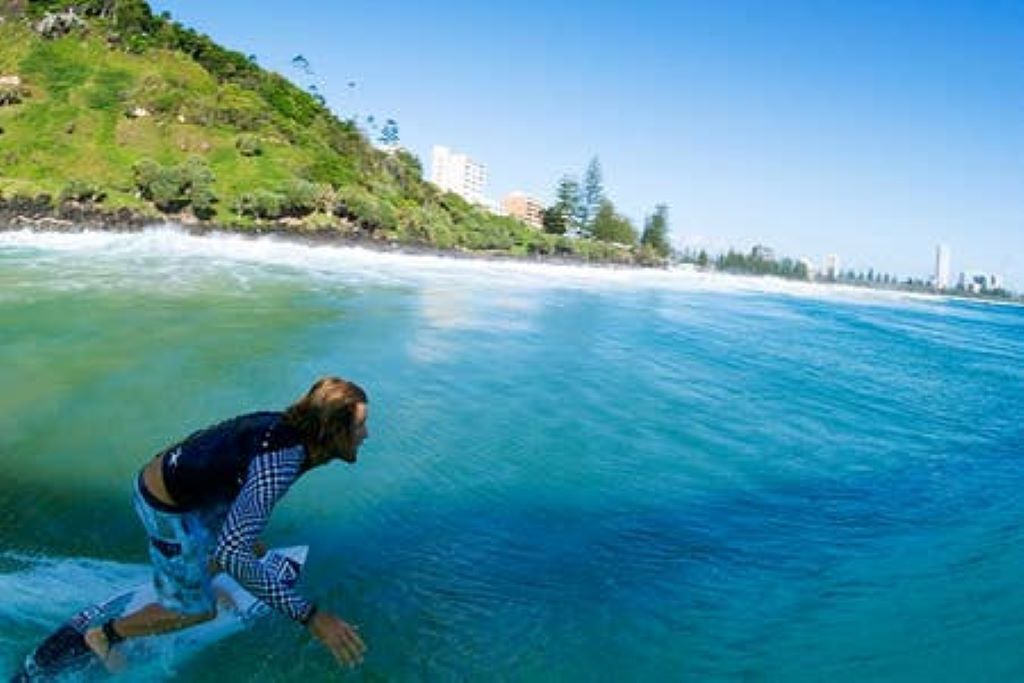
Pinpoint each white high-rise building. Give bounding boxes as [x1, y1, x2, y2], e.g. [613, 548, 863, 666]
[823, 254, 841, 281]
[430, 145, 487, 205]
[934, 244, 951, 290]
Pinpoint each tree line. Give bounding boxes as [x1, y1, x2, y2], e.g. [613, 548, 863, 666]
[540, 157, 671, 258]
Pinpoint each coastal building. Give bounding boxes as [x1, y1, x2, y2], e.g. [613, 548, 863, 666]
[823, 253, 841, 281]
[501, 191, 544, 230]
[431, 145, 487, 205]
[958, 271, 1002, 293]
[798, 258, 815, 280]
[934, 244, 951, 290]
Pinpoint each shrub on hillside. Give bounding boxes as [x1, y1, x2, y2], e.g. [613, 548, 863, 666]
[234, 190, 284, 220]
[146, 165, 186, 211]
[334, 185, 397, 232]
[132, 156, 217, 216]
[233, 180, 332, 221]
[309, 182, 336, 214]
[181, 155, 213, 189]
[280, 179, 335, 217]
[131, 158, 161, 192]
[235, 134, 262, 157]
[396, 204, 459, 249]
[181, 156, 216, 217]
[232, 193, 258, 218]
[280, 180, 316, 217]
[59, 180, 106, 203]
[190, 185, 216, 219]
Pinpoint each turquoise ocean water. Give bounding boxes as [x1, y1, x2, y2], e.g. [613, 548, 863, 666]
[1, 228, 1022, 681]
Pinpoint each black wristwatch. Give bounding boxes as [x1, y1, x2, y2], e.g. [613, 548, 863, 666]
[300, 604, 319, 627]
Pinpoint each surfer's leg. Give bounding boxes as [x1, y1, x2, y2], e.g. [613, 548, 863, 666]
[83, 605, 215, 670]
[85, 474, 220, 668]
[82, 622, 125, 672]
[93, 602, 216, 638]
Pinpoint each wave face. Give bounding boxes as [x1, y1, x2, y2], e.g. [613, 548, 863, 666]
[2, 228, 1023, 681]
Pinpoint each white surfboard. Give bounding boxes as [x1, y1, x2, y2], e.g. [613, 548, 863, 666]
[13, 546, 308, 681]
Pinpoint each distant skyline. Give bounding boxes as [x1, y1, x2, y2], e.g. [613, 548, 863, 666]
[151, 1, 1024, 288]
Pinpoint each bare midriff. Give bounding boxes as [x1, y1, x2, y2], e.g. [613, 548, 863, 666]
[142, 454, 178, 508]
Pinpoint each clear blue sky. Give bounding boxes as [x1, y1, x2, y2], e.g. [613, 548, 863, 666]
[151, 0, 1024, 287]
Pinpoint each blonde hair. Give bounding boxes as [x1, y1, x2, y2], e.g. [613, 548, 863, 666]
[283, 376, 368, 460]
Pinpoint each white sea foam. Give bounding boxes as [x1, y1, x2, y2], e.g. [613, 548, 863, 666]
[0, 553, 148, 676]
[0, 226, 1014, 312]
[0, 552, 148, 628]
[0, 552, 267, 680]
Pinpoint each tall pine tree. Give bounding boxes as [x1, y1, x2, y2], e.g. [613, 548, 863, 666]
[554, 176, 583, 236]
[641, 204, 671, 257]
[581, 156, 604, 236]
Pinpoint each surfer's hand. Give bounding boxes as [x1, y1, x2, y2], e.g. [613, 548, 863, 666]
[309, 610, 366, 668]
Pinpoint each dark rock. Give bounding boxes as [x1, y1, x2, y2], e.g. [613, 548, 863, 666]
[0, 85, 26, 107]
[0, 195, 163, 234]
[35, 10, 84, 39]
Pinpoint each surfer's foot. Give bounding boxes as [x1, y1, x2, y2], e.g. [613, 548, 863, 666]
[84, 625, 126, 673]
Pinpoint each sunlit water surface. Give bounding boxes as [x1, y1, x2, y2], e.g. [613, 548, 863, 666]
[2, 228, 1022, 682]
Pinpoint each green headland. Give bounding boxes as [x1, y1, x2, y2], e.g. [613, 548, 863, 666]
[0, 0, 671, 265]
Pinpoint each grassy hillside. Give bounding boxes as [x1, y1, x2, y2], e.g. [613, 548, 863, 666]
[0, 1, 660, 263]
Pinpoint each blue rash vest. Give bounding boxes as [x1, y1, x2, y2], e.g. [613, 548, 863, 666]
[159, 411, 307, 510]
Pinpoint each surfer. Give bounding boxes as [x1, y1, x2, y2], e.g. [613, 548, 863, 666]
[82, 376, 369, 669]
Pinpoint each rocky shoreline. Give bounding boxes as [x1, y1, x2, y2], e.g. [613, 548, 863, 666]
[0, 196, 157, 232]
[5, 202, 1023, 305]
[0, 196, 652, 269]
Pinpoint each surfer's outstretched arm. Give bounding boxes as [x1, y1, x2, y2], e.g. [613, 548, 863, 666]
[213, 448, 315, 622]
[214, 450, 366, 667]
